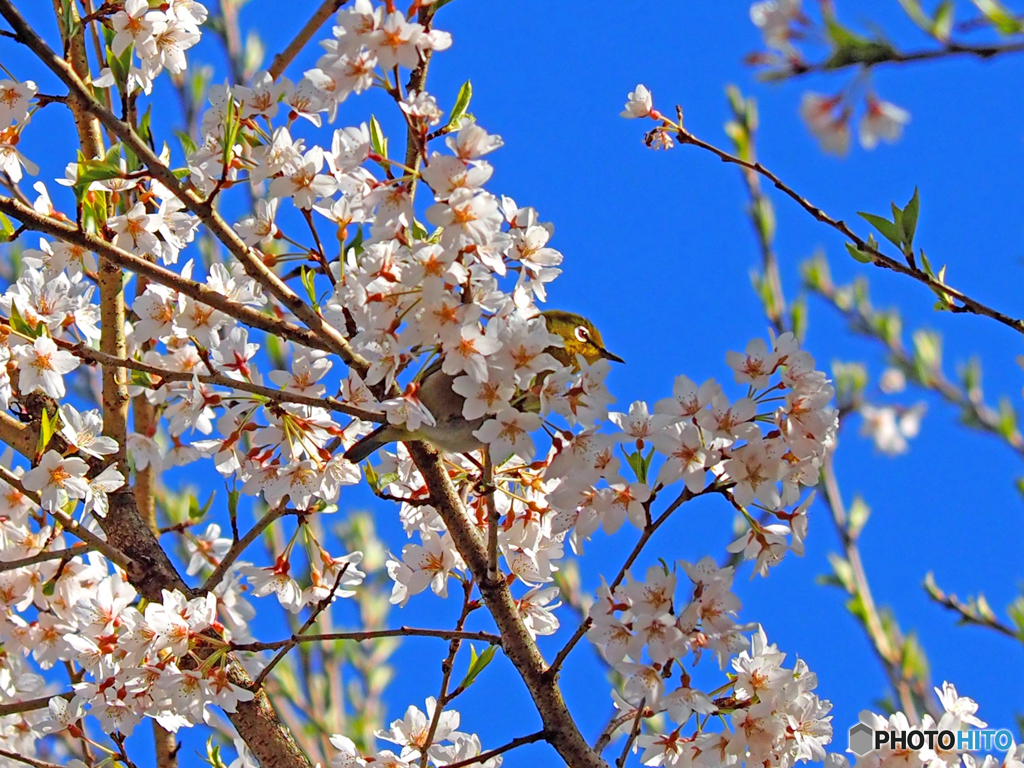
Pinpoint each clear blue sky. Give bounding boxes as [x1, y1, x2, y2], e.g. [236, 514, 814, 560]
[5, 1, 1024, 765]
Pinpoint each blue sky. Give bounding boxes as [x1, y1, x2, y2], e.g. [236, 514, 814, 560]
[5, 0, 1024, 765]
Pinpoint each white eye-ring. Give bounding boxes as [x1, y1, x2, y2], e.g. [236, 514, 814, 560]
[574, 325, 590, 342]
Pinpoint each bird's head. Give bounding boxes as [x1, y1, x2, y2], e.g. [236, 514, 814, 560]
[542, 310, 625, 370]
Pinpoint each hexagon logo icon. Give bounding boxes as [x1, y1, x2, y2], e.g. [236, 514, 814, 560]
[848, 722, 874, 756]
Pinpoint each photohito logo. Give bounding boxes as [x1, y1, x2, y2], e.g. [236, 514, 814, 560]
[847, 724, 1014, 757]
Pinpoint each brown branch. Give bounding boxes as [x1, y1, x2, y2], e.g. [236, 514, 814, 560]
[775, 39, 1024, 79]
[201, 505, 297, 593]
[407, 442, 608, 768]
[268, 0, 348, 82]
[0, 544, 93, 572]
[441, 730, 549, 768]
[0, 691, 71, 718]
[0, 464, 133, 571]
[0, 748, 65, 768]
[250, 563, 350, 690]
[402, 2, 436, 197]
[482, 450, 499, 585]
[68, 344, 385, 423]
[0, 195, 344, 357]
[0, 410, 34, 457]
[231, 627, 502, 652]
[548, 487, 696, 677]
[671, 125, 1024, 337]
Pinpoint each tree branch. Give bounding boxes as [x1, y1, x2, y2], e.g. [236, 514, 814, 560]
[669, 124, 1024, 337]
[231, 626, 502, 652]
[268, 0, 348, 82]
[68, 343, 385, 423]
[407, 442, 608, 768]
[0, 195, 344, 357]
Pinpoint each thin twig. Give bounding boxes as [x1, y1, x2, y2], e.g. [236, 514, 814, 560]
[547, 487, 697, 678]
[231, 626, 502, 653]
[819, 450, 938, 724]
[0, 691, 71, 718]
[201, 505, 297, 593]
[68, 343, 385, 423]
[268, 0, 348, 81]
[924, 575, 1020, 641]
[774, 39, 1024, 79]
[808, 276, 1024, 456]
[616, 699, 646, 768]
[250, 563, 350, 689]
[441, 730, 549, 768]
[0, 465, 132, 571]
[0, 748, 65, 768]
[0, 545, 93, 573]
[669, 125, 1024, 337]
[0, 195, 347, 357]
[418, 580, 476, 768]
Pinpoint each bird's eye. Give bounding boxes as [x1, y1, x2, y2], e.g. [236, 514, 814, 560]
[574, 325, 590, 342]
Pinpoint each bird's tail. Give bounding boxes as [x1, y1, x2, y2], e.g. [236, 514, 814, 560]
[343, 425, 399, 464]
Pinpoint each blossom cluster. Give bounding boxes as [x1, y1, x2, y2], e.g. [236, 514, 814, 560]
[326, 697, 500, 768]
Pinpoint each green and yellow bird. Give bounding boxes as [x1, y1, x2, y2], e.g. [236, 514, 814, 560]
[343, 310, 624, 463]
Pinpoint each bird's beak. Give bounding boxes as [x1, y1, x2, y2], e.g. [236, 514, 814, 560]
[600, 347, 625, 364]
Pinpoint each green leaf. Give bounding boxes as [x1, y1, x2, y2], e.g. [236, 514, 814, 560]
[188, 491, 215, 520]
[363, 460, 379, 489]
[845, 242, 875, 264]
[622, 446, 647, 483]
[826, 552, 856, 594]
[129, 369, 154, 388]
[59, 0, 81, 42]
[918, 248, 933, 276]
[901, 187, 920, 248]
[858, 212, 903, 249]
[344, 225, 364, 258]
[222, 94, 239, 168]
[9, 300, 42, 338]
[1007, 595, 1024, 637]
[300, 265, 318, 308]
[459, 644, 497, 689]
[971, 0, 1023, 34]
[932, 1, 954, 40]
[107, 42, 133, 95]
[175, 130, 197, 159]
[227, 487, 240, 521]
[848, 495, 871, 539]
[410, 219, 428, 241]
[897, 0, 933, 31]
[822, 19, 898, 68]
[369, 115, 388, 159]
[38, 407, 57, 455]
[445, 79, 473, 131]
[0, 211, 15, 243]
[138, 103, 153, 146]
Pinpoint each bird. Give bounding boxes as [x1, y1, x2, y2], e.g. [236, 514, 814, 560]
[343, 310, 624, 463]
